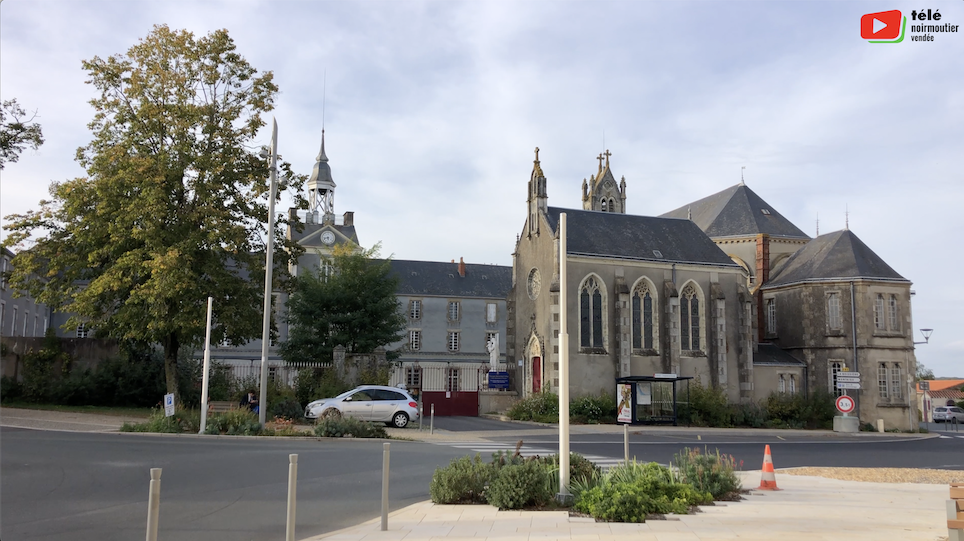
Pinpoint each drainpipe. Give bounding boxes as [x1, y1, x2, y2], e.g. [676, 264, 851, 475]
[850, 281, 860, 419]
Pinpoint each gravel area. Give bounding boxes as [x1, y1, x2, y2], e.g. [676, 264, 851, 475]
[778, 467, 964, 484]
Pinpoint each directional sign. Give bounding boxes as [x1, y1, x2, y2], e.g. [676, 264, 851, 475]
[836, 376, 861, 383]
[839, 372, 860, 377]
[836, 395, 856, 414]
[836, 382, 861, 389]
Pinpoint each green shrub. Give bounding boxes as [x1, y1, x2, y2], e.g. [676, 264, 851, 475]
[203, 409, 262, 435]
[573, 460, 711, 522]
[121, 407, 200, 433]
[430, 454, 493, 504]
[294, 367, 351, 408]
[486, 460, 554, 510]
[506, 391, 559, 422]
[678, 382, 730, 427]
[535, 452, 601, 485]
[570, 393, 617, 423]
[0, 375, 23, 401]
[314, 416, 387, 438]
[269, 397, 304, 420]
[672, 447, 742, 499]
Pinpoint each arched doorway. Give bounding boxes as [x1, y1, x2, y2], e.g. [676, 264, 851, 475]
[526, 334, 543, 395]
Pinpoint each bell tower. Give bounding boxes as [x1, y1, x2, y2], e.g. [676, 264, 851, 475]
[582, 150, 627, 214]
[306, 130, 336, 225]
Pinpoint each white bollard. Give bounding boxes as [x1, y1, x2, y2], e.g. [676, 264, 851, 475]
[146, 468, 161, 541]
[286, 454, 298, 541]
[381, 443, 391, 531]
[877, 419, 885, 433]
[624, 424, 629, 464]
[430, 404, 435, 435]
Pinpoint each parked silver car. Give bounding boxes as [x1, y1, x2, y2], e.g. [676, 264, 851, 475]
[305, 385, 419, 428]
[933, 406, 964, 423]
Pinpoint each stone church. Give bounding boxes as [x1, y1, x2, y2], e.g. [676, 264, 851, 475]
[507, 148, 919, 430]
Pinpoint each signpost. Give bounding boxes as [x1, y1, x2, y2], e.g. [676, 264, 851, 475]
[163, 393, 175, 417]
[835, 395, 856, 415]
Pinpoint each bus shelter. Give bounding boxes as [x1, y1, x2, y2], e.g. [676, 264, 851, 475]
[615, 375, 693, 426]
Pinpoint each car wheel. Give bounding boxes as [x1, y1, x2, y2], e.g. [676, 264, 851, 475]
[391, 411, 409, 428]
[321, 408, 342, 420]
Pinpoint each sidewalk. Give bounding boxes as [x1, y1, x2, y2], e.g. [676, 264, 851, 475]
[304, 472, 952, 541]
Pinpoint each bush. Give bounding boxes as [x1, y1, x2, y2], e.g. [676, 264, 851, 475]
[570, 393, 617, 424]
[573, 460, 711, 522]
[203, 409, 262, 435]
[314, 416, 387, 438]
[506, 391, 559, 423]
[121, 407, 201, 433]
[430, 455, 493, 504]
[678, 382, 730, 427]
[672, 447, 742, 499]
[535, 452, 601, 485]
[269, 397, 304, 421]
[486, 460, 554, 510]
[1, 375, 23, 401]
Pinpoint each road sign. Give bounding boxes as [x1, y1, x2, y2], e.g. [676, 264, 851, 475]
[838, 371, 860, 377]
[164, 393, 175, 417]
[836, 382, 861, 389]
[836, 376, 861, 383]
[836, 395, 856, 414]
[919, 381, 930, 390]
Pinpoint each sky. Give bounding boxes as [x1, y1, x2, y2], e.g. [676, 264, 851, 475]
[1, 0, 962, 377]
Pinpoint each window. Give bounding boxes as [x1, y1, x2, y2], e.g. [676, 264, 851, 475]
[409, 300, 422, 320]
[409, 330, 421, 351]
[486, 331, 498, 349]
[829, 361, 846, 397]
[827, 293, 842, 330]
[320, 259, 334, 282]
[11, 306, 18, 336]
[447, 331, 460, 352]
[631, 279, 657, 350]
[779, 374, 786, 393]
[890, 364, 902, 399]
[33, 315, 38, 337]
[405, 366, 422, 389]
[874, 294, 885, 330]
[77, 323, 90, 339]
[878, 363, 889, 399]
[446, 367, 460, 392]
[486, 303, 497, 323]
[680, 284, 701, 351]
[447, 301, 460, 322]
[765, 298, 776, 335]
[888, 295, 898, 330]
[579, 276, 604, 348]
[789, 375, 796, 395]
[601, 199, 608, 212]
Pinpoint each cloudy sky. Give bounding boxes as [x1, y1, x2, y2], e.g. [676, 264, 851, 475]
[2, 0, 962, 376]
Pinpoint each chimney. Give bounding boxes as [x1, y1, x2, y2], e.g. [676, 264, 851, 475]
[458, 257, 466, 278]
[342, 211, 354, 227]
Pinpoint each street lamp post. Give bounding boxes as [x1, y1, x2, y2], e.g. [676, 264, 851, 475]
[914, 328, 934, 345]
[258, 118, 279, 427]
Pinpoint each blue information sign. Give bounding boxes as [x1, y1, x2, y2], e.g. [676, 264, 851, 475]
[488, 371, 509, 389]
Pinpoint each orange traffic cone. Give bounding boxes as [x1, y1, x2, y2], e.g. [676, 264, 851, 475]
[758, 444, 780, 490]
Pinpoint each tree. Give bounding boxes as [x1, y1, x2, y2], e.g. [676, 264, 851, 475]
[1, 99, 45, 169]
[280, 244, 406, 379]
[3, 25, 305, 403]
[916, 362, 935, 381]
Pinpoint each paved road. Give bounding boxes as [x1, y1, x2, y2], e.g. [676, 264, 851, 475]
[0, 427, 466, 541]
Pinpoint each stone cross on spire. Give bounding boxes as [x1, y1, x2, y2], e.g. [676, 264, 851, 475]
[597, 153, 604, 171]
[534, 147, 540, 162]
[604, 149, 612, 168]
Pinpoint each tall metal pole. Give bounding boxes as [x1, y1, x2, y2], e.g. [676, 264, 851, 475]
[199, 297, 213, 434]
[259, 119, 279, 427]
[558, 213, 570, 500]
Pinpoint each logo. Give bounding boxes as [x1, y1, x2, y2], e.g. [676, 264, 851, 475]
[861, 10, 906, 42]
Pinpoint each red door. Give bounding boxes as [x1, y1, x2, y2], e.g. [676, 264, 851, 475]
[532, 356, 541, 393]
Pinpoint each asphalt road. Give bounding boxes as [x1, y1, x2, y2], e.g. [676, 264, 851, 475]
[0, 427, 466, 541]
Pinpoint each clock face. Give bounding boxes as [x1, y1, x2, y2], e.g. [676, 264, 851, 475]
[526, 268, 541, 300]
[321, 231, 335, 245]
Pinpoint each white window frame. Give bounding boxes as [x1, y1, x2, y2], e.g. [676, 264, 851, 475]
[410, 299, 422, 320]
[874, 294, 885, 330]
[486, 303, 497, 323]
[890, 364, 902, 399]
[778, 374, 786, 393]
[447, 301, 460, 322]
[446, 367, 460, 392]
[447, 331, 460, 352]
[765, 298, 776, 336]
[888, 295, 899, 331]
[789, 374, 796, 395]
[878, 363, 889, 398]
[409, 330, 421, 351]
[77, 322, 90, 339]
[829, 360, 846, 397]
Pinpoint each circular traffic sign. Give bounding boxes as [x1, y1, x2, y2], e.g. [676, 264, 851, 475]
[835, 395, 856, 414]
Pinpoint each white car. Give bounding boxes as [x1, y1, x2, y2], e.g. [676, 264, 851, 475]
[933, 406, 964, 423]
[305, 385, 419, 428]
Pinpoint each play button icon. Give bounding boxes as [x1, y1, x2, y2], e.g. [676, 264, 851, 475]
[861, 10, 903, 40]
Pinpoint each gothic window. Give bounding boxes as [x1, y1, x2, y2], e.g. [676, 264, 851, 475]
[888, 295, 899, 330]
[579, 276, 604, 349]
[765, 298, 776, 336]
[878, 363, 889, 398]
[679, 284, 702, 352]
[409, 300, 421, 320]
[874, 294, 885, 330]
[827, 293, 842, 330]
[600, 199, 608, 212]
[631, 279, 657, 351]
[829, 360, 846, 397]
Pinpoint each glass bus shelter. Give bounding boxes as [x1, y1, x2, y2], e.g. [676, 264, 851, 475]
[615, 375, 693, 426]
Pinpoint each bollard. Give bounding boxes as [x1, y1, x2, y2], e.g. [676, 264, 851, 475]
[146, 468, 161, 541]
[430, 404, 435, 435]
[876, 419, 885, 433]
[286, 454, 298, 541]
[623, 424, 629, 464]
[381, 443, 391, 531]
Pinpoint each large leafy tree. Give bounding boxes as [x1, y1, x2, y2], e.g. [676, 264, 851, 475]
[281, 244, 406, 373]
[3, 25, 305, 403]
[0, 99, 45, 169]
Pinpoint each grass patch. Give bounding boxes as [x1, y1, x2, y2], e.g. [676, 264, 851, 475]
[2, 402, 152, 418]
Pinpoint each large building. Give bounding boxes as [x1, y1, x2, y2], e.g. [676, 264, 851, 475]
[507, 148, 919, 429]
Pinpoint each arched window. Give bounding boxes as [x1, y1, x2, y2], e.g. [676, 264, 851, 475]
[600, 199, 608, 212]
[580, 276, 604, 348]
[631, 278, 658, 351]
[874, 294, 885, 330]
[679, 283, 702, 351]
[608, 198, 616, 212]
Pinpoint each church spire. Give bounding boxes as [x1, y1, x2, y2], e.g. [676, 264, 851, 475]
[527, 146, 548, 236]
[307, 130, 336, 224]
[584, 150, 625, 214]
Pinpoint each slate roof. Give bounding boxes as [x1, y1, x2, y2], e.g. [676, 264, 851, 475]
[387, 260, 512, 298]
[763, 229, 908, 288]
[661, 184, 809, 240]
[545, 207, 738, 267]
[753, 344, 806, 366]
